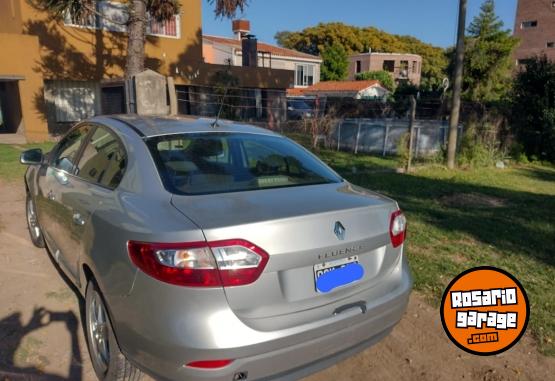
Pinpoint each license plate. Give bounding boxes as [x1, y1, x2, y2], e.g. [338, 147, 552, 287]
[314, 256, 364, 293]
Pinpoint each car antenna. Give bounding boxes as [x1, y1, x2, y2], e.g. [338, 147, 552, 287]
[211, 86, 228, 129]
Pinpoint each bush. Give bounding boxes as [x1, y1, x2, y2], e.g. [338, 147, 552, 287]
[355, 70, 395, 92]
[458, 124, 501, 168]
[396, 132, 410, 168]
[509, 142, 529, 164]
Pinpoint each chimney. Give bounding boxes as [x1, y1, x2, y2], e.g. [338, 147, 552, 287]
[232, 19, 251, 40]
[242, 34, 258, 67]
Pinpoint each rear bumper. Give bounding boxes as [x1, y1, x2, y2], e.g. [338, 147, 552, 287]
[116, 258, 412, 381]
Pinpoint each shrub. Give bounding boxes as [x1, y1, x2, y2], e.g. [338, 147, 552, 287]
[355, 70, 396, 92]
[509, 142, 529, 164]
[458, 124, 501, 168]
[396, 132, 410, 168]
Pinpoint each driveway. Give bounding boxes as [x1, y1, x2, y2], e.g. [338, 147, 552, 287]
[1, 181, 553, 381]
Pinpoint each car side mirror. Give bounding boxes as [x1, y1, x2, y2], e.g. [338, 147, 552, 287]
[20, 149, 44, 165]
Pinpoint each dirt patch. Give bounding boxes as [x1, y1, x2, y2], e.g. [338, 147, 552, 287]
[1, 180, 554, 381]
[441, 193, 507, 209]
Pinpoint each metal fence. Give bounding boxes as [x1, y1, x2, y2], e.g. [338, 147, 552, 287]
[331, 119, 463, 156]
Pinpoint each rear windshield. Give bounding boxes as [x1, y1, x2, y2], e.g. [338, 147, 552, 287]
[146, 133, 342, 195]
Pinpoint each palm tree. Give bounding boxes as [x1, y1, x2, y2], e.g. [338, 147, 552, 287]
[30, 0, 249, 78]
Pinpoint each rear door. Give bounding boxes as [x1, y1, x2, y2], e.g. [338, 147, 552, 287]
[64, 125, 128, 281]
[37, 125, 93, 279]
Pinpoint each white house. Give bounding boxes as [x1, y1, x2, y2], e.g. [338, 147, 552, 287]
[202, 20, 322, 88]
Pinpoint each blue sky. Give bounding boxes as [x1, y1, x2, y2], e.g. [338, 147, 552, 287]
[202, 0, 518, 48]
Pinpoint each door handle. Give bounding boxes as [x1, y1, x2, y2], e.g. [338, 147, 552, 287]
[72, 213, 85, 226]
[47, 190, 55, 201]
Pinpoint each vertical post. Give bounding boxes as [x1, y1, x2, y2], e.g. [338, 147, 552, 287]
[415, 127, 421, 158]
[167, 77, 177, 116]
[383, 123, 390, 157]
[337, 122, 342, 151]
[447, 0, 467, 169]
[354, 122, 361, 154]
[406, 95, 417, 173]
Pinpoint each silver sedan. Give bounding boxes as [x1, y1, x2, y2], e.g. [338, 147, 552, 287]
[21, 115, 412, 381]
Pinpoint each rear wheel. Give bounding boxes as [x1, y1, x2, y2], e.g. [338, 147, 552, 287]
[26, 194, 45, 248]
[85, 280, 143, 381]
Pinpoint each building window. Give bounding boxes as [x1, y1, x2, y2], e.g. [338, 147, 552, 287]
[383, 60, 395, 73]
[148, 15, 180, 38]
[548, 42, 555, 48]
[44, 80, 99, 123]
[399, 60, 409, 77]
[517, 58, 534, 66]
[295, 64, 314, 87]
[521, 20, 538, 29]
[356, 60, 362, 73]
[412, 61, 418, 74]
[64, 0, 180, 38]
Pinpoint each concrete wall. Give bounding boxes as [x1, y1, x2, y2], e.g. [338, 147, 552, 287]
[348, 53, 422, 85]
[0, 0, 24, 34]
[514, 0, 555, 63]
[0, 33, 48, 141]
[332, 118, 462, 156]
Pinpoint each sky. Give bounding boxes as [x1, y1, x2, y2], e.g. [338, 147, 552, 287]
[202, 0, 518, 48]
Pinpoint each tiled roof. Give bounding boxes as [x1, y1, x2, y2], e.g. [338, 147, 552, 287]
[203, 35, 321, 61]
[305, 80, 382, 92]
[287, 80, 386, 97]
[286, 88, 308, 97]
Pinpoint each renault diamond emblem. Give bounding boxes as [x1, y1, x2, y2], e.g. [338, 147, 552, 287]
[334, 221, 346, 240]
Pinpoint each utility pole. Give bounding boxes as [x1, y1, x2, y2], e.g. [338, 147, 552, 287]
[446, 0, 467, 169]
[406, 95, 417, 173]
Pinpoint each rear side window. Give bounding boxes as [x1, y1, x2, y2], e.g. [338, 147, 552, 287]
[51, 126, 92, 173]
[75, 126, 127, 189]
[147, 133, 341, 195]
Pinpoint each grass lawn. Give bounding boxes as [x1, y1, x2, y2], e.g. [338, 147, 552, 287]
[0, 143, 55, 182]
[316, 148, 555, 356]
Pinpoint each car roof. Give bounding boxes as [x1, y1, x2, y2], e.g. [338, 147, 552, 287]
[91, 114, 280, 138]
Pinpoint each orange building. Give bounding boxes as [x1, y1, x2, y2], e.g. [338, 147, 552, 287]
[0, 0, 292, 142]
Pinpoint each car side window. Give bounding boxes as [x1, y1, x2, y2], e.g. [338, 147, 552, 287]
[75, 126, 127, 189]
[51, 126, 92, 173]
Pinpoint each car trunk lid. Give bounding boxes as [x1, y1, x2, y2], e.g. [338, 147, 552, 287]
[171, 182, 400, 329]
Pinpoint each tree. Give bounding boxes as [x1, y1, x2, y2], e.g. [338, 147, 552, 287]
[31, 0, 248, 78]
[512, 56, 555, 162]
[447, 0, 467, 169]
[320, 43, 349, 81]
[452, 0, 519, 102]
[275, 22, 448, 91]
[355, 70, 395, 91]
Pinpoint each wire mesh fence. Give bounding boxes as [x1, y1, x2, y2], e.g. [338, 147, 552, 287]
[175, 84, 467, 156]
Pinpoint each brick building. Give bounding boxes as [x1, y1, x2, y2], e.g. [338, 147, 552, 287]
[348, 52, 422, 86]
[513, 0, 555, 64]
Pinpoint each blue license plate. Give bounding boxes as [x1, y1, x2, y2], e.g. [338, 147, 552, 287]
[314, 256, 364, 293]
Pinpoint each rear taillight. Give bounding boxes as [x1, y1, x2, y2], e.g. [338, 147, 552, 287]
[389, 210, 407, 248]
[127, 239, 269, 287]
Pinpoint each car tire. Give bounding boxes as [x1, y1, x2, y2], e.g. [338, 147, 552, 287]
[26, 193, 45, 248]
[85, 279, 143, 381]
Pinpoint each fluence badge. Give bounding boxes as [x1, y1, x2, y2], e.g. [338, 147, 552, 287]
[440, 267, 529, 356]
